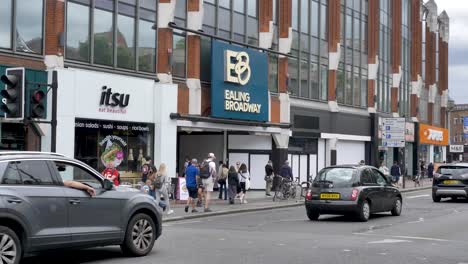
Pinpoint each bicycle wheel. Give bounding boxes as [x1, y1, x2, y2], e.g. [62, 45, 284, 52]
[291, 185, 297, 199]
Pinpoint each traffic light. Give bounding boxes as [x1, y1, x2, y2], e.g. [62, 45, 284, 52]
[0, 67, 25, 119]
[30, 89, 46, 118]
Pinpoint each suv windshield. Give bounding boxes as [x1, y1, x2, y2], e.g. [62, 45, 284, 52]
[315, 167, 356, 187]
[437, 166, 468, 176]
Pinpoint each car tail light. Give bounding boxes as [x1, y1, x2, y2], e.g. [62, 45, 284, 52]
[351, 189, 359, 201]
[306, 190, 312, 200]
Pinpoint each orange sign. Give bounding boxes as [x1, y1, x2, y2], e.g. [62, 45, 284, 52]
[419, 123, 449, 146]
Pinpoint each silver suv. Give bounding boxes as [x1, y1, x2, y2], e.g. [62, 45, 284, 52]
[0, 152, 162, 264]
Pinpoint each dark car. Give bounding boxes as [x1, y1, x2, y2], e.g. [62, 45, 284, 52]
[432, 163, 468, 202]
[0, 152, 162, 264]
[305, 165, 402, 222]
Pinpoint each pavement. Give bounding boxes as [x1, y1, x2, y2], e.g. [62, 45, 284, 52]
[22, 187, 468, 264]
[162, 177, 434, 222]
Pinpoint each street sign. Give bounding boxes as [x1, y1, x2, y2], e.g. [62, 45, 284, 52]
[382, 118, 406, 148]
[449, 145, 464, 153]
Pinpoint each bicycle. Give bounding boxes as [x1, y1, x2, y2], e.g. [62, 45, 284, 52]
[273, 176, 297, 201]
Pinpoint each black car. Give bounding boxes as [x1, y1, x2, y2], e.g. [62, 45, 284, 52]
[432, 163, 468, 202]
[305, 165, 402, 222]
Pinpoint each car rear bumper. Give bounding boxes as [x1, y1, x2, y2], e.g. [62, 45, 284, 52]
[433, 186, 468, 198]
[305, 200, 359, 214]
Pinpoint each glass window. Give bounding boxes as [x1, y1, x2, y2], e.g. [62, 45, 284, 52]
[292, 0, 298, 30]
[247, 17, 258, 41]
[117, 1, 136, 69]
[203, 3, 216, 26]
[17, 160, 54, 185]
[173, 34, 186, 77]
[66, 1, 90, 62]
[320, 4, 327, 40]
[360, 169, 376, 184]
[16, 0, 44, 54]
[288, 59, 299, 96]
[175, 0, 186, 19]
[0, 0, 12, 49]
[247, 0, 256, 16]
[138, 2, 156, 73]
[93, 2, 114, 66]
[320, 64, 328, 101]
[316, 167, 356, 188]
[233, 13, 245, 34]
[300, 0, 309, 33]
[234, 0, 244, 12]
[200, 36, 211, 82]
[300, 60, 309, 98]
[337, 68, 345, 103]
[311, 1, 319, 37]
[269, 55, 278, 93]
[53, 161, 102, 187]
[219, 0, 230, 8]
[372, 169, 388, 186]
[219, 7, 231, 31]
[310, 62, 319, 99]
[0, 162, 21, 185]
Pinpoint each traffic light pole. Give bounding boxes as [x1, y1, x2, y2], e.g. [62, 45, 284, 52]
[51, 71, 57, 153]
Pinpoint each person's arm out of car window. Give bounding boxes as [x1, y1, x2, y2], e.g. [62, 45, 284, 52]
[63, 180, 96, 197]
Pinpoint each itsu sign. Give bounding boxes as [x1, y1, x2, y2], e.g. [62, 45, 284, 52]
[99, 86, 130, 114]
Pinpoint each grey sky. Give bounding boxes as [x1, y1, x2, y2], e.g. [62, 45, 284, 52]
[436, 1, 468, 104]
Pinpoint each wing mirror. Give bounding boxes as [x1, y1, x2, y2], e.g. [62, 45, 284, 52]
[103, 178, 114, 190]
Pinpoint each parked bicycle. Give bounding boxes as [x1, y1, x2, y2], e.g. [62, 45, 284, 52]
[273, 176, 299, 201]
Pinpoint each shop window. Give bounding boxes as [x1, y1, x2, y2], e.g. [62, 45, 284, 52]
[74, 119, 154, 180]
[66, 1, 91, 62]
[93, 1, 114, 66]
[172, 34, 186, 77]
[0, 0, 44, 54]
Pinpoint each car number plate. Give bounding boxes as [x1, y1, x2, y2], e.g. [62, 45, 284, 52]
[443, 180, 460, 185]
[320, 193, 340, 200]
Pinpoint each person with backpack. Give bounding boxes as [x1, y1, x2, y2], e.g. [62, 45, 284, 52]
[218, 162, 228, 200]
[141, 156, 153, 183]
[238, 163, 250, 204]
[154, 163, 174, 215]
[199, 153, 217, 212]
[102, 162, 120, 186]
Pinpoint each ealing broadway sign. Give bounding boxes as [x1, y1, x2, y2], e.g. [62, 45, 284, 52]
[211, 40, 269, 122]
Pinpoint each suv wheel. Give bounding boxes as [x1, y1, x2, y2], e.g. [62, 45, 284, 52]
[432, 194, 441, 203]
[391, 198, 402, 216]
[121, 214, 156, 257]
[357, 201, 370, 222]
[0, 226, 21, 264]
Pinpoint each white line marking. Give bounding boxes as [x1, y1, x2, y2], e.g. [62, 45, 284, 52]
[368, 239, 411, 244]
[407, 217, 425, 224]
[353, 233, 450, 242]
[406, 194, 430, 199]
[343, 249, 352, 252]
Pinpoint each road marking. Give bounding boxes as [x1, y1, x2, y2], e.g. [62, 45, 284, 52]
[407, 217, 425, 224]
[406, 194, 430, 199]
[368, 239, 412, 244]
[353, 233, 450, 242]
[343, 249, 352, 252]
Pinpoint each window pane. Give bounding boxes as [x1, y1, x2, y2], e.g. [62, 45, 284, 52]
[320, 64, 328, 101]
[17, 160, 54, 185]
[94, 7, 114, 66]
[219, 0, 230, 8]
[66, 2, 90, 62]
[175, 0, 186, 19]
[292, 0, 298, 30]
[140, 0, 156, 10]
[320, 4, 327, 39]
[233, 13, 245, 34]
[203, 3, 215, 26]
[300, 0, 309, 33]
[0, 162, 21, 185]
[219, 8, 231, 31]
[117, 4, 136, 69]
[0, 0, 12, 49]
[247, 17, 258, 41]
[16, 0, 43, 54]
[353, 69, 360, 106]
[361, 75, 367, 107]
[337, 68, 344, 103]
[200, 36, 211, 82]
[310, 62, 319, 99]
[300, 60, 309, 98]
[234, 0, 244, 12]
[311, 1, 319, 37]
[269, 55, 278, 93]
[247, 0, 256, 16]
[138, 19, 156, 72]
[288, 58, 299, 96]
[173, 34, 186, 77]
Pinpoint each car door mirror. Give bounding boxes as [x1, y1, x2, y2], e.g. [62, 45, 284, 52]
[103, 178, 114, 190]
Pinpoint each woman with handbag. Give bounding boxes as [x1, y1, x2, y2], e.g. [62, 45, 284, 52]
[238, 163, 250, 204]
[227, 166, 239, 204]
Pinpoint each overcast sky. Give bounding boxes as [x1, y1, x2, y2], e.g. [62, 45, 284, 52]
[436, 1, 468, 104]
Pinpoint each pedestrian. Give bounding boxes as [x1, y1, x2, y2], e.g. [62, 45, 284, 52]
[184, 159, 199, 213]
[238, 163, 250, 204]
[198, 153, 217, 212]
[279, 160, 293, 180]
[428, 162, 434, 178]
[264, 160, 274, 196]
[141, 156, 153, 183]
[154, 163, 174, 215]
[102, 162, 120, 186]
[390, 161, 401, 186]
[236, 161, 241, 171]
[183, 156, 191, 176]
[227, 165, 239, 204]
[420, 160, 426, 179]
[218, 162, 228, 200]
[379, 161, 389, 176]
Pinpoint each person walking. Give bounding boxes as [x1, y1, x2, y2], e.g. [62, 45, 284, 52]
[427, 162, 434, 179]
[390, 161, 402, 186]
[379, 161, 389, 176]
[420, 160, 426, 179]
[184, 159, 199, 213]
[227, 165, 239, 204]
[279, 160, 293, 180]
[265, 160, 274, 196]
[238, 163, 250, 204]
[154, 163, 174, 215]
[218, 162, 228, 200]
[199, 153, 217, 212]
[141, 156, 153, 183]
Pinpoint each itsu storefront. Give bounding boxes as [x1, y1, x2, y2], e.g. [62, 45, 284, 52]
[51, 68, 177, 182]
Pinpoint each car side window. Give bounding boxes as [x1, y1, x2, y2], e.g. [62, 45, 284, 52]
[372, 169, 388, 186]
[17, 160, 55, 185]
[53, 161, 102, 188]
[360, 169, 376, 185]
[0, 162, 21, 185]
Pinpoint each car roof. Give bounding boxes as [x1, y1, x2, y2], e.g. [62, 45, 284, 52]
[324, 164, 377, 170]
[0, 151, 70, 161]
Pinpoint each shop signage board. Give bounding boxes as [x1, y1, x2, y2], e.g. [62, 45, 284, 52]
[464, 117, 468, 139]
[382, 118, 406, 148]
[449, 145, 464, 153]
[419, 123, 449, 146]
[210, 40, 269, 122]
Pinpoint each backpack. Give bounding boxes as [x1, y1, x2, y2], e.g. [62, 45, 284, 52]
[153, 175, 164, 189]
[199, 161, 211, 179]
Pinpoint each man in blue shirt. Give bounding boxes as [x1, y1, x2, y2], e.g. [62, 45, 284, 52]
[185, 158, 200, 213]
